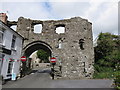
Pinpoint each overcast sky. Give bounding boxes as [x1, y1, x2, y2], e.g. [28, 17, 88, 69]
[0, 0, 119, 40]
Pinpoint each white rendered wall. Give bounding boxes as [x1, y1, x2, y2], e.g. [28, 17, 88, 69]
[0, 22, 23, 79]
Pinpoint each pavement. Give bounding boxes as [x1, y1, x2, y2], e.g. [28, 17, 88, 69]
[2, 69, 114, 88]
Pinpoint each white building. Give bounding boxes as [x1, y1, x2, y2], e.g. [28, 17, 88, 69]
[0, 13, 23, 80]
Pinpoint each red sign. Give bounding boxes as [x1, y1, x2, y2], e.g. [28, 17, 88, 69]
[50, 57, 56, 63]
[21, 56, 26, 61]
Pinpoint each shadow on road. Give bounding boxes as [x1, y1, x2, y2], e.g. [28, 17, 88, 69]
[37, 69, 52, 73]
[31, 69, 52, 74]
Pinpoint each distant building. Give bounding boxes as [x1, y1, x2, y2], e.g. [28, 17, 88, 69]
[30, 51, 50, 70]
[0, 13, 24, 80]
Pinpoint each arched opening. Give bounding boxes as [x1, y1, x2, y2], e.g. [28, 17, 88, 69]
[20, 41, 52, 77]
[24, 41, 52, 57]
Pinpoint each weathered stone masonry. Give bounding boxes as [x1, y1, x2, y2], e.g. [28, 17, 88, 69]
[8, 17, 94, 79]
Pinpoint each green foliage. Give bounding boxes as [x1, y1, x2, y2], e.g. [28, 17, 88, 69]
[37, 49, 50, 63]
[114, 75, 120, 89]
[94, 32, 120, 80]
[94, 64, 113, 73]
[94, 32, 120, 68]
[93, 71, 112, 79]
[93, 70, 120, 79]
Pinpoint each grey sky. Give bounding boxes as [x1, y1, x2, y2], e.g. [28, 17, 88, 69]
[0, 0, 118, 40]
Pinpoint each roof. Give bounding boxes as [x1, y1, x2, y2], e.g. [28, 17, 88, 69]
[0, 20, 24, 39]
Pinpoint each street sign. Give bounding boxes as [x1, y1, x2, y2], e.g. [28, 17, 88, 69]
[21, 56, 26, 61]
[50, 57, 56, 63]
[50, 57, 56, 79]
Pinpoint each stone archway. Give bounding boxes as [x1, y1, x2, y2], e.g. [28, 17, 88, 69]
[9, 17, 94, 79]
[23, 41, 52, 57]
[20, 41, 52, 77]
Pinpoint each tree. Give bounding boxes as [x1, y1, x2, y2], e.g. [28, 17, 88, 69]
[37, 49, 49, 63]
[94, 32, 120, 67]
[94, 32, 120, 79]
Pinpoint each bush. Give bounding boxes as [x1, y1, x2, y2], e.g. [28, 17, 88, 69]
[114, 75, 120, 89]
[93, 64, 120, 79]
[93, 71, 114, 79]
[94, 33, 120, 80]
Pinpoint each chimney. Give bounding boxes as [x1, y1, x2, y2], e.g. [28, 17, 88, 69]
[0, 13, 8, 24]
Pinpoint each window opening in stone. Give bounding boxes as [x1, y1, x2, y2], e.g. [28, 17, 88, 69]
[83, 62, 86, 73]
[55, 26, 65, 34]
[58, 41, 62, 49]
[58, 38, 63, 49]
[79, 39, 84, 50]
[11, 25, 17, 31]
[34, 24, 42, 33]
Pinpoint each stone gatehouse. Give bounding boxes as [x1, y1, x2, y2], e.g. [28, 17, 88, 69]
[8, 17, 94, 79]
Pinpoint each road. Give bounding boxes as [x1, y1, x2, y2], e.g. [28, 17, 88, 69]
[2, 69, 114, 88]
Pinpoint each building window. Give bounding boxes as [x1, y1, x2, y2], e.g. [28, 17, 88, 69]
[11, 35, 16, 49]
[0, 54, 4, 74]
[7, 60, 13, 74]
[0, 31, 3, 44]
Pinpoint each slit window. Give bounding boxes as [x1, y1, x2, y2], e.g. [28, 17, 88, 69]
[58, 38, 63, 49]
[58, 43, 62, 49]
[79, 39, 85, 50]
[83, 62, 86, 73]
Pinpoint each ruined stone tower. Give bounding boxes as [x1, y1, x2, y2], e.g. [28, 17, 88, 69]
[9, 17, 94, 79]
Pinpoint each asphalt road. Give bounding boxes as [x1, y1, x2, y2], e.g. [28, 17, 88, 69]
[2, 69, 114, 88]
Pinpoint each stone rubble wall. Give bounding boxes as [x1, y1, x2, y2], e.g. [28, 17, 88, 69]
[9, 17, 94, 79]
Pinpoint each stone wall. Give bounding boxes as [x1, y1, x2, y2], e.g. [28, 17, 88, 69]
[9, 17, 94, 79]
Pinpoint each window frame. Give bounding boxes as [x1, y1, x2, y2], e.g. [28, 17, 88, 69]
[11, 35, 16, 49]
[0, 30, 3, 45]
[7, 60, 13, 74]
